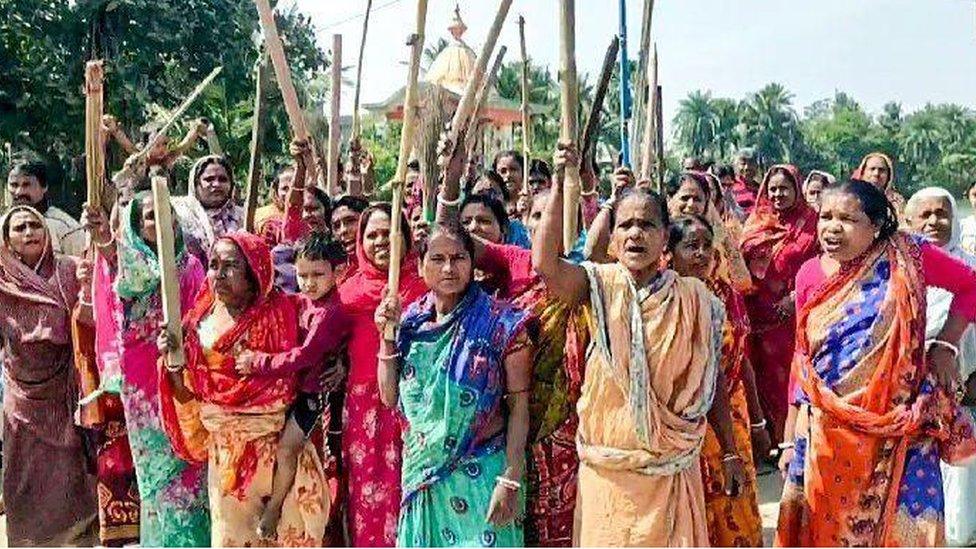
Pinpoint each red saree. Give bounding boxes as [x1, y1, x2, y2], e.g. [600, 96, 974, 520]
[741, 164, 819, 442]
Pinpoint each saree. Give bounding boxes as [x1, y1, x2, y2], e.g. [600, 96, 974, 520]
[700, 276, 762, 547]
[909, 187, 976, 546]
[159, 232, 328, 547]
[0, 205, 98, 546]
[114, 195, 211, 546]
[576, 263, 723, 546]
[395, 285, 529, 547]
[776, 234, 976, 547]
[338, 217, 427, 547]
[741, 164, 819, 442]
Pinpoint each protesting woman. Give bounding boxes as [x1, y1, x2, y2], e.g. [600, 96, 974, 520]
[158, 232, 328, 546]
[0, 205, 98, 545]
[337, 204, 426, 546]
[532, 142, 746, 546]
[741, 164, 820, 443]
[374, 223, 532, 546]
[776, 180, 976, 546]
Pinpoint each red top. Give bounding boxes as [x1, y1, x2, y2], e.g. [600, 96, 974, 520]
[478, 242, 539, 299]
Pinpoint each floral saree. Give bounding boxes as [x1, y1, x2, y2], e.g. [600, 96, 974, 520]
[395, 285, 529, 547]
[776, 234, 976, 547]
[576, 263, 723, 546]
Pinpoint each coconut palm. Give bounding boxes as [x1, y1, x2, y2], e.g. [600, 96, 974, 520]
[673, 90, 719, 157]
[739, 83, 799, 164]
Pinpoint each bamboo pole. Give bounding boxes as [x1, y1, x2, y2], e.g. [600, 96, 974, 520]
[581, 37, 619, 167]
[518, 15, 531, 198]
[464, 46, 507, 158]
[152, 173, 186, 367]
[639, 44, 658, 182]
[328, 34, 343, 196]
[617, 0, 632, 168]
[145, 67, 223, 164]
[439, 0, 513, 207]
[634, 0, 655, 173]
[385, 0, 428, 341]
[559, 0, 580, 252]
[351, 0, 373, 142]
[244, 52, 271, 233]
[655, 82, 665, 192]
[84, 61, 106, 212]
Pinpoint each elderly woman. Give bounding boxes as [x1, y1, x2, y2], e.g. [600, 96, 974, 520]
[375, 223, 532, 546]
[776, 180, 976, 546]
[906, 187, 976, 547]
[0, 205, 98, 546]
[172, 155, 245, 262]
[157, 232, 328, 546]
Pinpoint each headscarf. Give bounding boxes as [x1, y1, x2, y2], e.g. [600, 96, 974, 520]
[115, 191, 187, 303]
[741, 164, 819, 281]
[803, 170, 836, 191]
[172, 154, 242, 257]
[0, 205, 70, 311]
[853, 152, 907, 214]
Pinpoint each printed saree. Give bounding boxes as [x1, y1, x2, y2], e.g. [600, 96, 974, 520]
[776, 234, 976, 547]
[576, 263, 723, 546]
[395, 285, 529, 547]
[159, 232, 328, 547]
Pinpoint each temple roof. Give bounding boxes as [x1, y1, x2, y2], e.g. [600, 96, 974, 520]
[425, 5, 478, 95]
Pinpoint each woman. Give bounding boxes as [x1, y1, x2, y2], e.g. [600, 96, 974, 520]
[959, 181, 976, 255]
[668, 215, 766, 547]
[776, 180, 976, 547]
[109, 192, 211, 545]
[741, 164, 819, 443]
[337, 204, 427, 546]
[853, 152, 906, 214]
[467, 171, 532, 248]
[158, 232, 328, 546]
[374, 223, 532, 546]
[172, 155, 245, 262]
[0, 205, 98, 545]
[906, 187, 976, 546]
[802, 170, 835, 210]
[532, 143, 746, 546]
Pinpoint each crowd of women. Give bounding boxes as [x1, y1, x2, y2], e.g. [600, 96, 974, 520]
[4, 110, 976, 548]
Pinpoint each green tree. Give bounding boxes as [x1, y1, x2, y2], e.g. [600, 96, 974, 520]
[673, 90, 719, 157]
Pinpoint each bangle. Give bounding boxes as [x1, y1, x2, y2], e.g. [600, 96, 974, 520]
[495, 476, 521, 491]
[377, 351, 401, 362]
[437, 193, 462, 207]
[927, 339, 960, 358]
[721, 453, 742, 463]
[78, 297, 93, 307]
[778, 442, 795, 450]
[580, 188, 599, 198]
[95, 236, 116, 251]
[750, 419, 767, 430]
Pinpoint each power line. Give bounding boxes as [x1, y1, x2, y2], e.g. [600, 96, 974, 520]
[313, 0, 404, 32]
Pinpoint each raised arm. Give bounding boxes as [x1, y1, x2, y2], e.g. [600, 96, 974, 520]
[531, 142, 588, 306]
[584, 166, 633, 263]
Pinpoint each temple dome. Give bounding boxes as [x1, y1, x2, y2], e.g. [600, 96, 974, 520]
[425, 5, 477, 95]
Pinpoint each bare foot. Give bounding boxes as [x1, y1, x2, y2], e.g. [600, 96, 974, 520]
[257, 505, 281, 540]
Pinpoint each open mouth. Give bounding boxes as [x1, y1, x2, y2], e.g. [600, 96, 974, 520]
[624, 244, 647, 255]
[822, 236, 842, 251]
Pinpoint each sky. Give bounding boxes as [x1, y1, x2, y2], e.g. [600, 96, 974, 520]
[292, 0, 976, 131]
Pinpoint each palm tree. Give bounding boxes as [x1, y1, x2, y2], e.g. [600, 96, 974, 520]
[712, 98, 741, 161]
[739, 83, 799, 164]
[673, 90, 719, 157]
[421, 38, 449, 72]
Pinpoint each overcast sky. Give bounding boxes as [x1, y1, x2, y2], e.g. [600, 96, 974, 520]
[292, 0, 976, 128]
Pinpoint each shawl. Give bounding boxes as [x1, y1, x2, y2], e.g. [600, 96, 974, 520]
[0, 205, 76, 345]
[794, 233, 976, 546]
[171, 155, 244, 258]
[577, 263, 723, 475]
[397, 284, 528, 504]
[741, 164, 819, 282]
[705, 273, 750, 388]
[115, 191, 187, 305]
[159, 231, 300, 494]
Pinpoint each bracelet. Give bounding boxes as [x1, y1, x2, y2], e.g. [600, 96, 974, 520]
[580, 188, 599, 198]
[95, 236, 116, 251]
[721, 453, 742, 463]
[78, 297, 93, 307]
[750, 419, 767, 430]
[437, 193, 462, 207]
[926, 339, 960, 358]
[376, 351, 401, 362]
[495, 476, 521, 491]
[504, 387, 531, 399]
[777, 442, 795, 450]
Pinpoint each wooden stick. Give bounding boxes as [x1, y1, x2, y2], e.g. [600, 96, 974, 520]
[328, 34, 343, 196]
[464, 46, 507, 157]
[518, 15, 531, 198]
[151, 173, 186, 367]
[146, 67, 222, 159]
[655, 82, 665, 192]
[244, 52, 271, 233]
[581, 36, 619, 167]
[351, 0, 373, 142]
[84, 61, 106, 212]
[385, 0, 428, 341]
[559, 0, 580, 253]
[639, 44, 658, 182]
[440, 0, 513, 205]
[634, 0, 655, 173]
[617, 0, 632, 168]
[254, 0, 309, 141]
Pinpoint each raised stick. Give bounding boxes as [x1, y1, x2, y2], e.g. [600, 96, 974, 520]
[617, 0, 632, 168]
[639, 44, 658, 182]
[84, 61, 106, 212]
[385, 0, 428, 341]
[559, 0, 581, 252]
[351, 0, 373, 142]
[328, 34, 343, 196]
[581, 36, 619, 167]
[464, 46, 507, 157]
[152, 173, 186, 367]
[633, 0, 655, 173]
[244, 52, 271, 233]
[655, 81, 665, 192]
[518, 15, 531, 198]
[145, 67, 222, 163]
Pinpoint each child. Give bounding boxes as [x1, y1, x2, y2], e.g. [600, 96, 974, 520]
[236, 231, 349, 540]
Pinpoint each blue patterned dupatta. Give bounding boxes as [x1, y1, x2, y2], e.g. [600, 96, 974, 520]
[396, 284, 529, 547]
